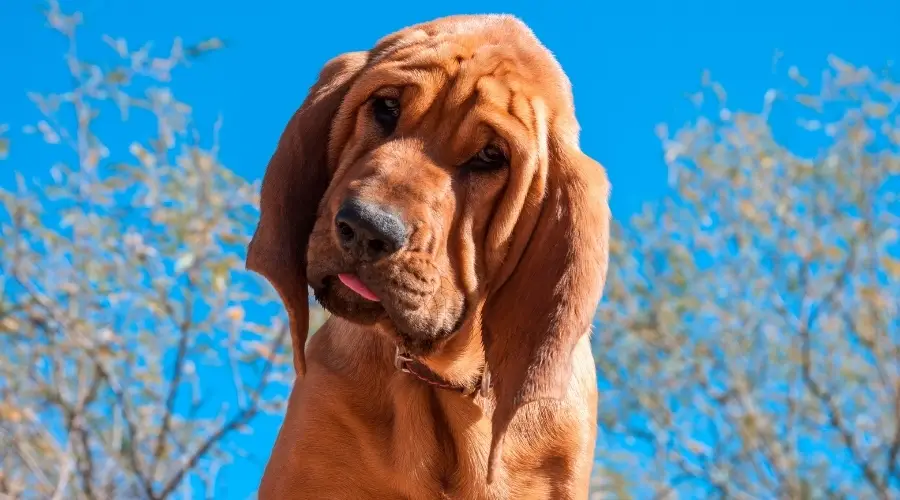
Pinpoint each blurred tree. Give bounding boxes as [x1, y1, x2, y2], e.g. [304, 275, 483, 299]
[591, 57, 900, 498]
[0, 2, 327, 498]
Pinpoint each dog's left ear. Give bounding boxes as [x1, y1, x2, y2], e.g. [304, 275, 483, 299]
[482, 133, 610, 481]
[246, 51, 368, 376]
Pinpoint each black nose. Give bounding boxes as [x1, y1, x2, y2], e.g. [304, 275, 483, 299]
[335, 199, 408, 261]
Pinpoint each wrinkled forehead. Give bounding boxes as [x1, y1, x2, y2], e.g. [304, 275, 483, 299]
[351, 15, 576, 132]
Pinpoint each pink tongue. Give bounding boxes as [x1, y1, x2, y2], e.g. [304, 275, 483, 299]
[338, 273, 380, 302]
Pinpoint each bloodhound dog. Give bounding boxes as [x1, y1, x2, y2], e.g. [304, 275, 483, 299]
[247, 14, 610, 500]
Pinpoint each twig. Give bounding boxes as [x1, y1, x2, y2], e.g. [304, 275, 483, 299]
[149, 277, 196, 480]
[798, 247, 889, 499]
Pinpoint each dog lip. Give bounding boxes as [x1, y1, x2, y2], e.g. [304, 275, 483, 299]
[313, 275, 385, 324]
[337, 273, 381, 302]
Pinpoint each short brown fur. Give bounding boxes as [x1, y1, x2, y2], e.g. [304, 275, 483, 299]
[247, 14, 611, 499]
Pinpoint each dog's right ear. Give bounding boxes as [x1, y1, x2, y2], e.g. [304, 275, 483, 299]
[247, 52, 369, 376]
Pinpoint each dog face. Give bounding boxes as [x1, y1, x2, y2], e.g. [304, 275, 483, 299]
[247, 14, 611, 474]
[306, 31, 548, 354]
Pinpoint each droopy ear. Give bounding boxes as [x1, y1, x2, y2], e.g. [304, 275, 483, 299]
[246, 51, 368, 376]
[483, 140, 610, 480]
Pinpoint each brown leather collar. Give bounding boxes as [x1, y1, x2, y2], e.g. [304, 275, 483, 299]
[394, 346, 491, 397]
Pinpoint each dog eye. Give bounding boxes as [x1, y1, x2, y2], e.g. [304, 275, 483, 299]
[466, 144, 508, 171]
[372, 97, 400, 134]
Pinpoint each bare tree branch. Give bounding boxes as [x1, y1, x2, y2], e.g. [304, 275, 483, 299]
[154, 323, 289, 499]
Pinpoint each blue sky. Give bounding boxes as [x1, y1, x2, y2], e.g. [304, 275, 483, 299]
[2, 0, 898, 497]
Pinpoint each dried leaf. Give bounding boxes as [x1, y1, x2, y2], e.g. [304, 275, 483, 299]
[174, 252, 195, 273]
[882, 256, 900, 279]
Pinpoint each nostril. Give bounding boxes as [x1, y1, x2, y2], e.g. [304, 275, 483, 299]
[337, 221, 355, 243]
[367, 239, 387, 256]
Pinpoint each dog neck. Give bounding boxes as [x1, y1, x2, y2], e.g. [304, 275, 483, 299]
[393, 347, 490, 396]
[387, 316, 490, 397]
